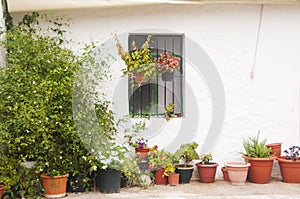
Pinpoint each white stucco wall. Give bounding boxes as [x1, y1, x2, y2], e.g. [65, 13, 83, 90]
[12, 4, 300, 176]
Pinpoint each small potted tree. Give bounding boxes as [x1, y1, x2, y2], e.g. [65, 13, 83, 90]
[242, 133, 274, 184]
[277, 146, 300, 183]
[173, 142, 200, 184]
[196, 154, 218, 183]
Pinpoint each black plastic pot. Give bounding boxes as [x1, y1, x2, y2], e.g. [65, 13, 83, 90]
[96, 169, 121, 193]
[162, 72, 174, 81]
[175, 167, 194, 184]
[67, 172, 91, 193]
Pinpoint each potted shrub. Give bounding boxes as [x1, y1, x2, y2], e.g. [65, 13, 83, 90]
[115, 34, 157, 86]
[277, 146, 300, 183]
[173, 142, 200, 184]
[242, 133, 275, 184]
[163, 164, 180, 186]
[147, 146, 173, 185]
[224, 162, 251, 186]
[157, 51, 181, 81]
[196, 154, 218, 183]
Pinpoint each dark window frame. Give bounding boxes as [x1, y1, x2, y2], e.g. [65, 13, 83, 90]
[128, 33, 184, 118]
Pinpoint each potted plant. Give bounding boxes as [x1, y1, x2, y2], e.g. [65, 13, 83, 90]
[115, 34, 157, 86]
[147, 146, 173, 185]
[163, 164, 180, 186]
[92, 142, 129, 193]
[224, 162, 251, 185]
[242, 133, 275, 184]
[277, 146, 300, 183]
[266, 142, 282, 157]
[173, 142, 200, 184]
[221, 165, 230, 182]
[157, 51, 181, 81]
[129, 137, 150, 160]
[196, 154, 218, 183]
[164, 103, 176, 121]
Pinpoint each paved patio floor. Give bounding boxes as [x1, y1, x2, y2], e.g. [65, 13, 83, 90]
[67, 177, 300, 199]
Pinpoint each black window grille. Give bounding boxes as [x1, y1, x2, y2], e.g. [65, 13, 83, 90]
[128, 34, 184, 117]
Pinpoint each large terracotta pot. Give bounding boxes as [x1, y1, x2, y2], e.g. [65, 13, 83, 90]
[41, 173, 69, 198]
[225, 162, 250, 186]
[154, 168, 167, 185]
[196, 162, 218, 183]
[243, 156, 275, 184]
[277, 156, 300, 183]
[266, 143, 282, 157]
[168, 173, 180, 186]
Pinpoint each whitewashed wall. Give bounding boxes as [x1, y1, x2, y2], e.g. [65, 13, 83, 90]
[12, 4, 300, 177]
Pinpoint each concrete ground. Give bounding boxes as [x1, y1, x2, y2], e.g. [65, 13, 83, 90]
[67, 177, 300, 199]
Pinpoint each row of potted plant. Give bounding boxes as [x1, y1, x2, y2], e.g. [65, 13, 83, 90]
[222, 134, 300, 185]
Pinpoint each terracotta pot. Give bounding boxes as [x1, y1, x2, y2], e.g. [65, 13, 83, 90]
[0, 185, 5, 198]
[277, 156, 300, 183]
[225, 162, 250, 186]
[134, 72, 146, 84]
[135, 147, 150, 160]
[41, 173, 69, 198]
[168, 173, 180, 186]
[266, 143, 282, 157]
[243, 156, 275, 184]
[154, 168, 167, 185]
[221, 167, 230, 182]
[196, 162, 218, 183]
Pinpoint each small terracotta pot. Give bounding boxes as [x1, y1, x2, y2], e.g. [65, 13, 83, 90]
[168, 173, 180, 186]
[243, 155, 275, 184]
[0, 185, 5, 198]
[135, 147, 150, 160]
[221, 167, 230, 182]
[196, 163, 218, 183]
[266, 143, 282, 157]
[277, 156, 300, 183]
[154, 168, 167, 185]
[225, 162, 250, 186]
[41, 173, 69, 198]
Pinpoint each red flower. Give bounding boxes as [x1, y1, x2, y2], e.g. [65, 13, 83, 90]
[153, 145, 158, 149]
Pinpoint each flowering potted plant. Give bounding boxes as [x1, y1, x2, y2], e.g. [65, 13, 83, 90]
[115, 35, 157, 86]
[129, 137, 149, 160]
[163, 163, 180, 186]
[277, 146, 300, 183]
[173, 142, 199, 184]
[147, 146, 173, 185]
[195, 154, 218, 183]
[157, 52, 181, 81]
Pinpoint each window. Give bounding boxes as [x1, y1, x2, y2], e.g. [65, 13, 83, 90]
[128, 34, 184, 118]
